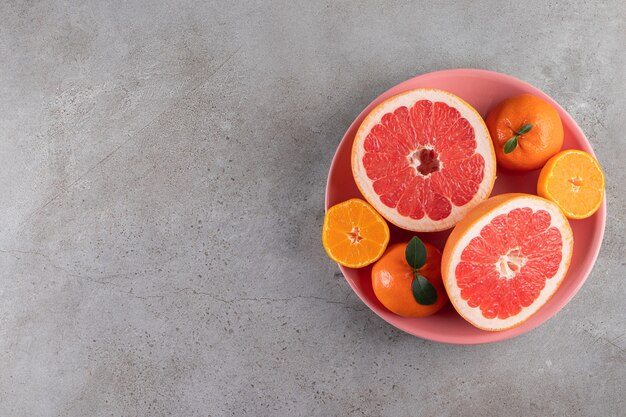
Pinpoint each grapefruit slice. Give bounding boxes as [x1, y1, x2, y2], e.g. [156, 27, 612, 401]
[352, 89, 496, 232]
[442, 193, 573, 331]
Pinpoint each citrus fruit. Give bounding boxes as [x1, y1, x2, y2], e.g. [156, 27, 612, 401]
[351, 89, 496, 232]
[485, 94, 563, 171]
[372, 240, 448, 317]
[442, 193, 573, 331]
[322, 198, 390, 268]
[537, 150, 605, 219]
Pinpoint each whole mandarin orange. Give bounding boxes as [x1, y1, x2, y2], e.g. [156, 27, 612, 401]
[485, 94, 563, 171]
[371, 241, 448, 317]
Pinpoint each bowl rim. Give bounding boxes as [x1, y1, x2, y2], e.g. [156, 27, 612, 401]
[324, 68, 607, 345]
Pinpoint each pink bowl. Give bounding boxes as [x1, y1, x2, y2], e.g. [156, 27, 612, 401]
[325, 69, 606, 344]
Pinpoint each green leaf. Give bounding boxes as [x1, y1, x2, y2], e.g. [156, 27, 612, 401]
[411, 273, 438, 305]
[405, 236, 427, 269]
[503, 136, 518, 154]
[516, 123, 534, 135]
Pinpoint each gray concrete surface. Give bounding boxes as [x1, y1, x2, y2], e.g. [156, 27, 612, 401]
[0, 0, 624, 416]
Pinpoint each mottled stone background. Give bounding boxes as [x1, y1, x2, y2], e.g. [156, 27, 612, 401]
[0, 1, 624, 416]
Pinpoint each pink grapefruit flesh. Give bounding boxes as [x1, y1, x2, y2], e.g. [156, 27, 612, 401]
[442, 194, 574, 331]
[352, 89, 496, 232]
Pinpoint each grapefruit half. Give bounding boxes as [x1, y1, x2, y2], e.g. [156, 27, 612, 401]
[442, 193, 573, 331]
[352, 89, 496, 232]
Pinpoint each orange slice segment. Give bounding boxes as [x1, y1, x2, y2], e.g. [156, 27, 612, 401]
[322, 199, 390, 268]
[537, 150, 605, 219]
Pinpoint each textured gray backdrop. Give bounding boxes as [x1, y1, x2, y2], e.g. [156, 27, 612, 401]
[1, 1, 624, 416]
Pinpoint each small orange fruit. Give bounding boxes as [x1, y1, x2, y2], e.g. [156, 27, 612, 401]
[537, 150, 605, 219]
[322, 198, 390, 268]
[485, 94, 563, 171]
[372, 238, 448, 317]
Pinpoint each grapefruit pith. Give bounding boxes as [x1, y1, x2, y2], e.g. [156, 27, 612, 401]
[352, 89, 496, 232]
[442, 193, 573, 331]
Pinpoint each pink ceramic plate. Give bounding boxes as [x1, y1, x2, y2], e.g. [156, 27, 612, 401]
[325, 69, 606, 344]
